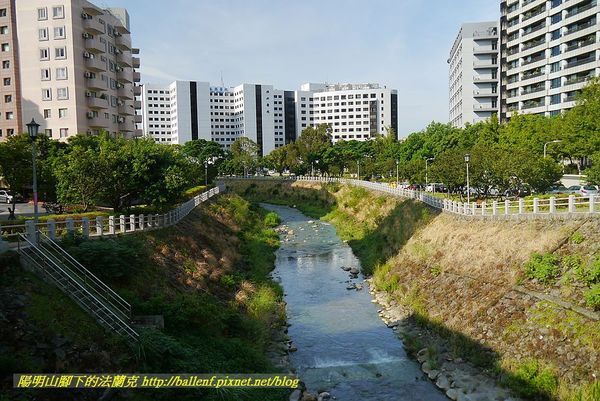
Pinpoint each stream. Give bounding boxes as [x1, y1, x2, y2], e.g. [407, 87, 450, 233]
[263, 204, 448, 401]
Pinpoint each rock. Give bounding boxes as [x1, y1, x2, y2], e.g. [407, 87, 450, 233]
[446, 388, 459, 400]
[436, 374, 451, 390]
[289, 389, 302, 401]
[349, 267, 360, 275]
[417, 348, 429, 362]
[301, 393, 317, 401]
[355, 284, 363, 291]
[428, 369, 440, 380]
[346, 284, 356, 290]
[317, 392, 331, 401]
[341, 266, 351, 271]
[421, 361, 433, 375]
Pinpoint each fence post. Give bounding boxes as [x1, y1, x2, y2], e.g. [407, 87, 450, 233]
[492, 201, 498, 216]
[549, 197, 556, 214]
[590, 195, 596, 213]
[505, 199, 510, 215]
[533, 198, 539, 214]
[47, 220, 56, 240]
[464, 202, 468, 215]
[65, 218, 74, 235]
[119, 215, 126, 233]
[25, 220, 36, 243]
[481, 202, 487, 216]
[139, 214, 145, 230]
[129, 214, 136, 232]
[568, 195, 576, 213]
[471, 202, 476, 216]
[519, 199, 525, 214]
[96, 216, 103, 236]
[108, 216, 115, 235]
[82, 218, 90, 238]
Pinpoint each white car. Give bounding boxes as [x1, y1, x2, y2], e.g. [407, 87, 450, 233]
[0, 189, 15, 203]
[580, 185, 599, 196]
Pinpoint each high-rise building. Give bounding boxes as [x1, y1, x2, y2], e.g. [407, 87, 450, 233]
[500, 0, 600, 119]
[448, 22, 500, 128]
[0, 0, 22, 140]
[141, 81, 399, 154]
[14, 0, 142, 140]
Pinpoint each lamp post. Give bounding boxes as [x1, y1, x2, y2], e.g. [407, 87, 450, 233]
[543, 140, 562, 158]
[26, 118, 40, 232]
[204, 159, 211, 186]
[357, 160, 360, 180]
[396, 159, 399, 188]
[464, 153, 471, 204]
[425, 157, 434, 189]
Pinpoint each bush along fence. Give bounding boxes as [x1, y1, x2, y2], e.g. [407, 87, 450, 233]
[220, 176, 600, 220]
[1, 185, 225, 248]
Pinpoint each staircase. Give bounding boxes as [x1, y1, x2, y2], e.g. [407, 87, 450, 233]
[17, 232, 139, 343]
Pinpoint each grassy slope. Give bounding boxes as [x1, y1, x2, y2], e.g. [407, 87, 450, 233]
[1, 193, 288, 401]
[226, 179, 600, 401]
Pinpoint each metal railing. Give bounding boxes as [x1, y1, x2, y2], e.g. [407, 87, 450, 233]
[220, 176, 600, 220]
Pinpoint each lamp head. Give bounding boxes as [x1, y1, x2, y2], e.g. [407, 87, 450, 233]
[26, 118, 40, 139]
[464, 154, 471, 163]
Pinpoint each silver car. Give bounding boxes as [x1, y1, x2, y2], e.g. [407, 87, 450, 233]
[0, 189, 15, 203]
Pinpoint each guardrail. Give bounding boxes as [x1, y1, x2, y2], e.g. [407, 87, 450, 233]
[220, 176, 600, 220]
[1, 185, 225, 245]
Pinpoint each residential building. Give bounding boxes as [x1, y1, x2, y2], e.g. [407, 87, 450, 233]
[500, 0, 600, 119]
[448, 22, 500, 128]
[142, 81, 399, 154]
[0, 0, 22, 140]
[15, 0, 142, 140]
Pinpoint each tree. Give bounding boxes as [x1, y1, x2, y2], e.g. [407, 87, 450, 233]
[263, 146, 289, 175]
[182, 139, 226, 183]
[296, 125, 332, 171]
[54, 146, 104, 211]
[230, 137, 259, 175]
[0, 135, 32, 210]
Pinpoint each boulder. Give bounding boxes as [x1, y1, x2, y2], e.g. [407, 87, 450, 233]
[289, 389, 302, 401]
[317, 392, 331, 401]
[349, 267, 360, 275]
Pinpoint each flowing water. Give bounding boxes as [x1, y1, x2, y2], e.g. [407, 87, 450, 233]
[263, 204, 448, 401]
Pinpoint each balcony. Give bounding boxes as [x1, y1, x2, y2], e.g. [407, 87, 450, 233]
[565, 55, 596, 68]
[564, 37, 596, 53]
[84, 37, 105, 53]
[473, 104, 498, 111]
[86, 77, 106, 91]
[521, 86, 546, 95]
[522, 70, 545, 80]
[117, 86, 134, 100]
[116, 68, 133, 83]
[565, 20, 597, 36]
[133, 71, 141, 82]
[84, 55, 106, 71]
[522, 100, 545, 109]
[82, 17, 104, 34]
[565, 75, 593, 85]
[134, 129, 143, 137]
[508, 47, 520, 56]
[473, 90, 498, 97]
[115, 33, 132, 50]
[523, 6, 546, 21]
[565, 1, 597, 19]
[134, 85, 142, 96]
[522, 38, 545, 50]
[87, 96, 108, 109]
[132, 57, 140, 69]
[87, 113, 107, 128]
[522, 54, 546, 66]
[118, 101, 134, 115]
[522, 0, 539, 6]
[134, 100, 142, 109]
[522, 23, 546, 37]
[116, 52, 132, 67]
[134, 115, 143, 124]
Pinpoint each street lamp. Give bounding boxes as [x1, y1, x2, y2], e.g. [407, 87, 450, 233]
[357, 160, 360, 180]
[204, 159, 215, 186]
[544, 140, 562, 158]
[26, 118, 40, 233]
[396, 159, 399, 188]
[464, 153, 471, 204]
[425, 157, 434, 189]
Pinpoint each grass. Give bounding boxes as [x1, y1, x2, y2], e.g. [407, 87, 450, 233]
[525, 253, 561, 284]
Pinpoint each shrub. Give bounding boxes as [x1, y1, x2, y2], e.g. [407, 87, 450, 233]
[524, 253, 560, 284]
[584, 284, 600, 310]
[263, 212, 281, 228]
[430, 265, 443, 277]
[570, 231, 585, 244]
[183, 185, 207, 199]
[503, 359, 559, 399]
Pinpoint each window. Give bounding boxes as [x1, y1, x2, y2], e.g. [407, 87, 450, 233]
[5, 111, 13, 120]
[40, 48, 49, 60]
[43, 109, 51, 118]
[1, 43, 9, 52]
[59, 128, 68, 138]
[37, 7, 48, 20]
[2, 60, 8, 69]
[550, 94, 561, 105]
[0, 26, 7, 34]
[3, 77, 9, 86]
[57, 87, 68, 100]
[45, 129, 52, 137]
[551, 29, 561, 40]
[4, 95, 11, 103]
[58, 108, 67, 118]
[551, 0, 562, 8]
[54, 26, 65, 39]
[550, 62, 560, 72]
[55, 47, 66, 59]
[551, 46, 560, 57]
[42, 88, 52, 100]
[56, 67, 67, 80]
[38, 28, 48, 41]
[52, 6, 64, 19]
[0, 9, 6, 17]
[41, 68, 51, 80]
[551, 13, 562, 24]
[551, 78, 561, 88]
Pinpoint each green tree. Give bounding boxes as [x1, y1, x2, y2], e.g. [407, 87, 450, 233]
[0, 135, 32, 210]
[296, 125, 332, 171]
[54, 146, 104, 211]
[230, 137, 259, 175]
[263, 145, 289, 175]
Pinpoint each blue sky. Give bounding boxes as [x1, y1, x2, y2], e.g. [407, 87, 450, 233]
[111, 0, 499, 137]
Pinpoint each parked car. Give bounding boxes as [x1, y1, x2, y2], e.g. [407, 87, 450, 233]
[547, 184, 569, 194]
[503, 187, 531, 198]
[0, 190, 22, 204]
[425, 183, 447, 193]
[565, 185, 582, 194]
[580, 185, 599, 196]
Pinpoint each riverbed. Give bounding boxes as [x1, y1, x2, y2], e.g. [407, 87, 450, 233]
[263, 204, 448, 401]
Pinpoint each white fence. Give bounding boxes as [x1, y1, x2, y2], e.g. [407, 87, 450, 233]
[221, 176, 600, 220]
[1, 185, 225, 246]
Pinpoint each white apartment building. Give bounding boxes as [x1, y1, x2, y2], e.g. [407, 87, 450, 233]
[15, 0, 142, 140]
[500, 0, 600, 119]
[142, 81, 399, 154]
[448, 22, 500, 128]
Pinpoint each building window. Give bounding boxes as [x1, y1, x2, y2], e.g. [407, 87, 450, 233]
[54, 26, 66, 39]
[5, 111, 13, 120]
[0, 9, 6, 17]
[41, 68, 51, 80]
[551, 46, 560, 57]
[60, 128, 68, 138]
[40, 48, 49, 60]
[550, 62, 560, 73]
[39, 28, 49, 41]
[37, 7, 48, 20]
[59, 108, 67, 118]
[2, 60, 8, 69]
[56, 67, 67, 80]
[55, 47, 66, 59]
[57, 87, 68, 100]
[43, 109, 51, 118]
[3, 77, 9, 86]
[4, 95, 11, 103]
[0, 26, 7, 34]
[551, 13, 561, 24]
[45, 129, 52, 137]
[1, 43, 9, 52]
[551, 29, 561, 40]
[551, 78, 561, 88]
[42, 88, 52, 100]
[52, 6, 64, 19]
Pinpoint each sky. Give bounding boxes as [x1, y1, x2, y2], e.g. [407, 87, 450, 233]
[105, 0, 500, 137]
